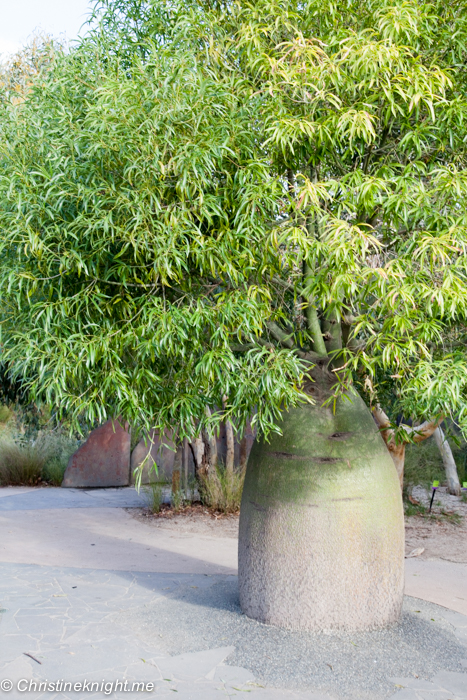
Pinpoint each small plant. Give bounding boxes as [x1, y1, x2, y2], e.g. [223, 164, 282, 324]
[0, 405, 11, 424]
[461, 492, 467, 503]
[199, 463, 245, 514]
[0, 439, 45, 485]
[42, 457, 67, 486]
[171, 488, 184, 512]
[36, 431, 79, 486]
[144, 480, 164, 513]
[404, 499, 427, 517]
[439, 510, 463, 526]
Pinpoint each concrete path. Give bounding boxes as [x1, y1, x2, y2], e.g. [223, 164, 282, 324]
[0, 486, 466, 700]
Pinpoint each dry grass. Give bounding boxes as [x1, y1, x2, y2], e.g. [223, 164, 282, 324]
[199, 464, 245, 514]
[0, 440, 45, 485]
[0, 432, 79, 486]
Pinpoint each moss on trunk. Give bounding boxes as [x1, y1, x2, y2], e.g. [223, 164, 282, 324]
[238, 375, 404, 632]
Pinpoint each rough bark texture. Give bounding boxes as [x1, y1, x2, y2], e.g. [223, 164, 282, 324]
[239, 374, 404, 632]
[433, 426, 462, 496]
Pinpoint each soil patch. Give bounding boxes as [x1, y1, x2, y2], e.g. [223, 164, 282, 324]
[130, 486, 467, 561]
[405, 486, 467, 563]
[128, 502, 240, 539]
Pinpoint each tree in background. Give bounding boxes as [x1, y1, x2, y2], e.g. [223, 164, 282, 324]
[0, 34, 63, 103]
[1, 0, 467, 631]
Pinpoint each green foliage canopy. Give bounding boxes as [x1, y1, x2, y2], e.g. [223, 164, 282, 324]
[2, 0, 467, 438]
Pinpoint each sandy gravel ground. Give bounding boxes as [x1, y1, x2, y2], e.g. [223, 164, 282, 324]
[405, 486, 467, 563]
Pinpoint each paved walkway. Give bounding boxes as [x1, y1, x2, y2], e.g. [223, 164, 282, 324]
[0, 487, 466, 700]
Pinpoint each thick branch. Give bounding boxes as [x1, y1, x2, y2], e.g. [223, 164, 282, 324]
[372, 405, 394, 446]
[405, 416, 443, 444]
[322, 311, 342, 355]
[303, 263, 327, 356]
[266, 321, 295, 348]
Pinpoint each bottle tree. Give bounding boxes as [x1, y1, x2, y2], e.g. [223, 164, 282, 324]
[1, 0, 467, 630]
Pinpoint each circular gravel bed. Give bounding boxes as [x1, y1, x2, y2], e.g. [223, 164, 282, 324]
[119, 576, 467, 699]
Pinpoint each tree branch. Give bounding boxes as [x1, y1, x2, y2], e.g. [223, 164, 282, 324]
[372, 404, 394, 446]
[404, 416, 443, 444]
[266, 321, 295, 349]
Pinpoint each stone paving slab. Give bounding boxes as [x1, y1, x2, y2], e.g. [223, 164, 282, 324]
[0, 563, 466, 700]
[0, 506, 236, 573]
[0, 487, 466, 699]
[0, 488, 147, 512]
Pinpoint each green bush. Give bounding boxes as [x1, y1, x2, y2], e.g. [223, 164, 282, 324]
[0, 405, 12, 424]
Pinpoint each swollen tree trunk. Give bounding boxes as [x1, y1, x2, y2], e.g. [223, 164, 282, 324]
[433, 425, 462, 496]
[239, 370, 404, 632]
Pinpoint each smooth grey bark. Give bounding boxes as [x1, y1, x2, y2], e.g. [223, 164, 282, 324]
[192, 435, 204, 475]
[433, 425, 462, 496]
[203, 406, 217, 471]
[183, 437, 189, 491]
[223, 395, 234, 476]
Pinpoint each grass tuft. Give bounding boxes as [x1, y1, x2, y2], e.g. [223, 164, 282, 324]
[199, 464, 245, 514]
[0, 440, 45, 485]
[144, 480, 165, 513]
[0, 432, 79, 486]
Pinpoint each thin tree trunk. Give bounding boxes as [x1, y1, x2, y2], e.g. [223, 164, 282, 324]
[183, 437, 189, 492]
[172, 444, 182, 493]
[240, 436, 248, 471]
[192, 435, 204, 478]
[433, 425, 462, 496]
[203, 406, 217, 472]
[223, 395, 234, 476]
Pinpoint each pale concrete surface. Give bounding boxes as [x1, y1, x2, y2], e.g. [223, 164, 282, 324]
[0, 486, 466, 699]
[1, 487, 466, 611]
[0, 507, 236, 574]
[405, 558, 467, 616]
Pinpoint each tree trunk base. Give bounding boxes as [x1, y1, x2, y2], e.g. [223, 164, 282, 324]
[238, 385, 404, 632]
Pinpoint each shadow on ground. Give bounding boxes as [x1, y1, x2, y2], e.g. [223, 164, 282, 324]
[116, 575, 467, 699]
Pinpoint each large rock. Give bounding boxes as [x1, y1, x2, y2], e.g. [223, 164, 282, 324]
[130, 430, 176, 485]
[62, 419, 131, 488]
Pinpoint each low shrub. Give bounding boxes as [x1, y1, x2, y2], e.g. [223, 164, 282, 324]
[0, 440, 45, 485]
[0, 431, 79, 486]
[144, 480, 165, 513]
[199, 464, 245, 513]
